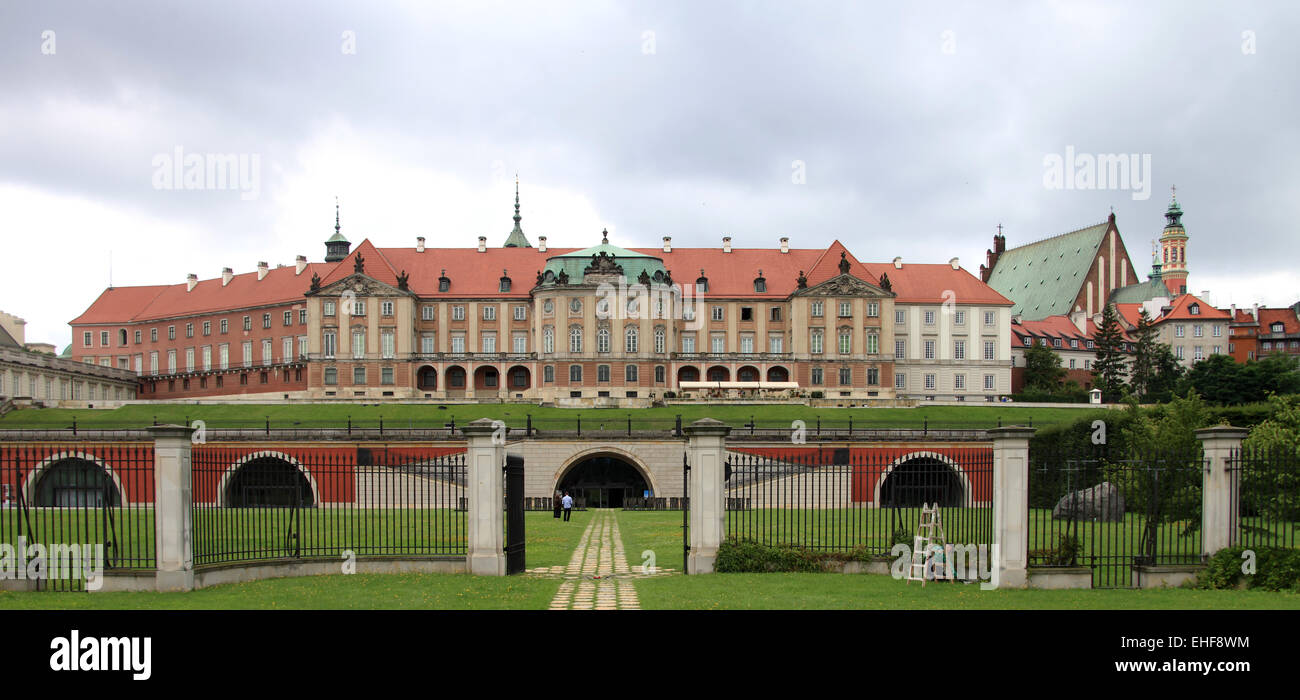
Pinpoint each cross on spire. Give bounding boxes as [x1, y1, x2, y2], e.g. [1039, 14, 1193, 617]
[335, 196, 340, 234]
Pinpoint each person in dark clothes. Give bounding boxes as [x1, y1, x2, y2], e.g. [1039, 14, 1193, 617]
[553, 490, 563, 519]
[561, 491, 574, 521]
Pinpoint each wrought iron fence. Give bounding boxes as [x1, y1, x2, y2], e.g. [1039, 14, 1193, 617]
[1229, 445, 1300, 551]
[1029, 443, 1204, 588]
[0, 441, 156, 591]
[722, 447, 994, 557]
[190, 445, 467, 566]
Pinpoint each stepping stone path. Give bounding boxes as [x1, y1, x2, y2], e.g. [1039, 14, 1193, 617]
[535, 509, 676, 610]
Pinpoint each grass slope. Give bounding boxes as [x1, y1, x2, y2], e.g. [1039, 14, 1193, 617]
[0, 403, 1102, 431]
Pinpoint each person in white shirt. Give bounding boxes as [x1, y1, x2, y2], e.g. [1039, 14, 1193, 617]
[561, 492, 574, 521]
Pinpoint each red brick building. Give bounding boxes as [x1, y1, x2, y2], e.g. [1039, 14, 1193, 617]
[70, 193, 1015, 404]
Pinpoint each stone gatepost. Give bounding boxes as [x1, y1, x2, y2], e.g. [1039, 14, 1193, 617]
[684, 418, 731, 574]
[1197, 426, 1248, 557]
[989, 426, 1035, 589]
[149, 424, 196, 592]
[463, 418, 506, 576]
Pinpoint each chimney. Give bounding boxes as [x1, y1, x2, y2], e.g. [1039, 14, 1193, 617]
[1200, 290, 1210, 305]
[295, 255, 307, 275]
[538, 236, 547, 253]
[1252, 303, 1259, 321]
[1069, 309, 1086, 333]
[949, 257, 960, 270]
[477, 236, 487, 253]
[662, 236, 671, 253]
[892, 257, 903, 270]
[780, 237, 789, 253]
[186, 273, 198, 292]
[722, 236, 732, 253]
[416, 236, 426, 253]
[257, 262, 269, 281]
[221, 267, 233, 286]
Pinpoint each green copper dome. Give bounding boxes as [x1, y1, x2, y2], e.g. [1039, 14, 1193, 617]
[537, 231, 668, 287]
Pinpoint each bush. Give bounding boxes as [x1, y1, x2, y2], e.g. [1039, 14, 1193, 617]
[663, 391, 676, 399]
[810, 391, 824, 399]
[714, 537, 876, 572]
[1199, 546, 1300, 592]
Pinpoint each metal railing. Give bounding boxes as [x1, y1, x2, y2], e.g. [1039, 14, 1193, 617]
[1228, 445, 1300, 551]
[0, 441, 157, 591]
[190, 445, 468, 566]
[1028, 443, 1205, 588]
[722, 447, 994, 556]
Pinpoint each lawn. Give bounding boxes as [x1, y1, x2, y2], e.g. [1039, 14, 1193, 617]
[0, 402, 1103, 432]
[4, 508, 1300, 609]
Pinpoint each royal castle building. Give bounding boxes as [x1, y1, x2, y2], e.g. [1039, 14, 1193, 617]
[70, 187, 1014, 404]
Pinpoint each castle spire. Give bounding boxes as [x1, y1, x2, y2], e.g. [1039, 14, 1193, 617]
[324, 196, 351, 263]
[503, 175, 532, 248]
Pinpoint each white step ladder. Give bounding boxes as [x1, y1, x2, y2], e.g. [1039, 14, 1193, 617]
[905, 503, 949, 586]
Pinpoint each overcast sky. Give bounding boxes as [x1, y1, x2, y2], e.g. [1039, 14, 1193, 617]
[2, 1, 1297, 346]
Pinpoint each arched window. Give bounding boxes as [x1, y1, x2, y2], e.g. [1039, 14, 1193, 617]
[570, 327, 583, 353]
[569, 365, 582, 382]
[543, 326, 554, 354]
[543, 365, 554, 383]
[625, 326, 638, 353]
[654, 327, 666, 354]
[597, 327, 610, 353]
[119, 329, 128, 346]
[626, 364, 638, 382]
[654, 365, 665, 383]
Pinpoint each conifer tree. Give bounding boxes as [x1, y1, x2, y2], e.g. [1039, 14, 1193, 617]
[1092, 303, 1128, 401]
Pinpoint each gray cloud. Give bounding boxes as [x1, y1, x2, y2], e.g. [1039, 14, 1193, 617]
[1, 0, 1297, 343]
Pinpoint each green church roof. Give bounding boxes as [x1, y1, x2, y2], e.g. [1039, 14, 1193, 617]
[985, 222, 1109, 321]
[1109, 277, 1171, 304]
[538, 232, 666, 286]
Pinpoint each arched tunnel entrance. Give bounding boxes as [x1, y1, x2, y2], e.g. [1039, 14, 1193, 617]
[556, 454, 649, 509]
[878, 456, 964, 507]
[225, 456, 315, 507]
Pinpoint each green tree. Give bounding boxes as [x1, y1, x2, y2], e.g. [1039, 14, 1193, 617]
[1091, 304, 1128, 402]
[1129, 308, 1158, 398]
[1240, 394, 1300, 528]
[1146, 343, 1185, 402]
[1023, 341, 1066, 391]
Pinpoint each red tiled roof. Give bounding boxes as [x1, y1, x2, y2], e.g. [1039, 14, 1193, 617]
[1157, 294, 1230, 322]
[1258, 308, 1300, 334]
[70, 264, 333, 325]
[69, 238, 1015, 323]
[860, 263, 1014, 305]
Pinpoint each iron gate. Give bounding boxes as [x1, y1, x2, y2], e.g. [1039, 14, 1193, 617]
[682, 452, 690, 575]
[504, 453, 525, 575]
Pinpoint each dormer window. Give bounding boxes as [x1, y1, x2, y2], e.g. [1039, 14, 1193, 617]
[696, 270, 708, 293]
[754, 271, 766, 293]
[1189, 303, 1200, 315]
[499, 270, 512, 293]
[438, 269, 451, 293]
[1273, 323, 1284, 333]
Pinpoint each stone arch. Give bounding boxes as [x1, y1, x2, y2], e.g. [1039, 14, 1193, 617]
[551, 446, 661, 500]
[216, 451, 320, 507]
[445, 365, 467, 390]
[706, 365, 730, 382]
[22, 451, 129, 507]
[506, 365, 531, 390]
[417, 365, 438, 390]
[766, 366, 790, 382]
[736, 365, 761, 382]
[677, 365, 700, 383]
[873, 451, 974, 507]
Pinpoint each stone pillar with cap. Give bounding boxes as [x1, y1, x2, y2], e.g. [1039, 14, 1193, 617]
[462, 418, 506, 576]
[989, 426, 1035, 588]
[684, 418, 731, 574]
[1197, 426, 1248, 557]
[149, 424, 196, 591]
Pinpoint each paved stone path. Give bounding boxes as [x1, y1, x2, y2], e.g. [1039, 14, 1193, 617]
[536, 509, 675, 610]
